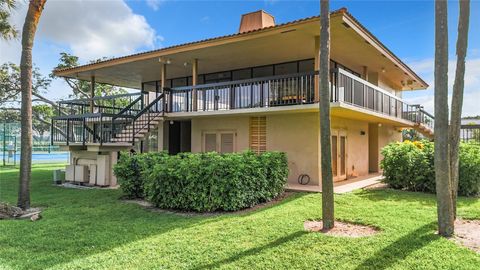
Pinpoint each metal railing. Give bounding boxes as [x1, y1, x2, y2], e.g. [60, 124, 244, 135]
[52, 92, 165, 145]
[331, 68, 434, 130]
[57, 92, 142, 116]
[52, 69, 435, 146]
[165, 72, 316, 112]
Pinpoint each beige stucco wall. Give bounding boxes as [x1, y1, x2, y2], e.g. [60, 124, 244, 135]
[267, 113, 321, 186]
[330, 116, 370, 178]
[378, 123, 402, 165]
[188, 112, 403, 187]
[190, 116, 250, 153]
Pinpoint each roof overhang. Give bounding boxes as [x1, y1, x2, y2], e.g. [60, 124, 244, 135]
[53, 9, 428, 91]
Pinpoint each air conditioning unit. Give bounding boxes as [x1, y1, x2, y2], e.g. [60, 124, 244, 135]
[65, 165, 89, 183]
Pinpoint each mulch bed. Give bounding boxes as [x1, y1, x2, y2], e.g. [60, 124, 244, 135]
[304, 220, 379, 237]
[452, 219, 480, 254]
[123, 191, 295, 217]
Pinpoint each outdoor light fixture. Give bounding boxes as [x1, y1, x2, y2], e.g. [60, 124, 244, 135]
[381, 67, 386, 73]
[378, 123, 382, 127]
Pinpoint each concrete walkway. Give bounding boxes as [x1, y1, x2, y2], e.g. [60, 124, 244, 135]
[286, 173, 384, 194]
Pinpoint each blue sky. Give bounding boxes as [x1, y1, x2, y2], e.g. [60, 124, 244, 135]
[1, 0, 479, 116]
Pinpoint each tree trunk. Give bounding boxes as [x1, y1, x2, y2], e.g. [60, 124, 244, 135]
[319, 0, 334, 230]
[434, 0, 454, 237]
[17, 0, 47, 210]
[449, 0, 470, 220]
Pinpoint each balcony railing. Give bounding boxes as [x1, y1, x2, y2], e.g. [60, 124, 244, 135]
[57, 92, 143, 116]
[52, 69, 434, 146]
[165, 71, 316, 113]
[330, 68, 433, 129]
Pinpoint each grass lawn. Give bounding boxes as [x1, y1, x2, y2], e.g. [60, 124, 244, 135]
[0, 164, 479, 270]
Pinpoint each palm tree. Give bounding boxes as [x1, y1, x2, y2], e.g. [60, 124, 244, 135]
[434, 0, 454, 237]
[449, 0, 470, 219]
[319, 0, 334, 230]
[17, 0, 47, 210]
[0, 0, 18, 40]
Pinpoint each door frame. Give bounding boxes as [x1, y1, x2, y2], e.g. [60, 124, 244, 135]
[331, 129, 348, 182]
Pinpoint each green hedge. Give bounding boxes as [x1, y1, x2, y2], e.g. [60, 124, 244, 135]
[114, 151, 289, 212]
[381, 141, 480, 196]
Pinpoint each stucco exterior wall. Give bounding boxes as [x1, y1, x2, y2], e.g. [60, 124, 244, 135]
[188, 112, 402, 187]
[330, 116, 370, 178]
[190, 116, 250, 153]
[267, 113, 321, 186]
[378, 123, 402, 164]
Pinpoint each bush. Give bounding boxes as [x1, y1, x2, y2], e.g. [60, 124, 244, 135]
[381, 141, 480, 196]
[113, 152, 169, 199]
[114, 151, 289, 212]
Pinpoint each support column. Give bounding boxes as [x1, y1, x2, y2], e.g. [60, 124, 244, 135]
[161, 64, 166, 89]
[314, 36, 320, 102]
[90, 75, 95, 113]
[192, 59, 198, 111]
[362, 66, 369, 81]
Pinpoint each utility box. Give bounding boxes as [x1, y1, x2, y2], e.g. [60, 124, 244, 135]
[65, 165, 89, 183]
[89, 164, 97, 185]
[65, 165, 75, 181]
[95, 155, 110, 186]
[74, 165, 89, 183]
[53, 169, 65, 184]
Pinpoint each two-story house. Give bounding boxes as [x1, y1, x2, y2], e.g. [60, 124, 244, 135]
[51, 8, 434, 188]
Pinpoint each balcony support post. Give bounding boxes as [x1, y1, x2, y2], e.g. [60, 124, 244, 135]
[161, 63, 167, 113]
[192, 58, 198, 111]
[314, 36, 320, 102]
[90, 75, 95, 113]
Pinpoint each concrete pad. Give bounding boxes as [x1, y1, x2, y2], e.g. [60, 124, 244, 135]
[286, 173, 384, 194]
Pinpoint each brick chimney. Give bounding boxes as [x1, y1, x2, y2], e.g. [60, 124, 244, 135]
[239, 10, 275, 33]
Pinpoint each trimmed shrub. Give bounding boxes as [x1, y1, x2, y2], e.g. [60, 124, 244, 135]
[381, 141, 480, 196]
[115, 151, 289, 212]
[113, 152, 169, 198]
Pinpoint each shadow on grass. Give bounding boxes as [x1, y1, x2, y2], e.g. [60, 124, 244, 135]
[0, 166, 309, 270]
[354, 222, 438, 270]
[193, 231, 307, 270]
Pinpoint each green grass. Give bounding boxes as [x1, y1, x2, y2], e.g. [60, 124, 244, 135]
[0, 164, 479, 270]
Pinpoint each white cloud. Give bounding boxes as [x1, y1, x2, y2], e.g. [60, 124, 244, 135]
[1, 0, 159, 63]
[146, 0, 163, 11]
[404, 57, 480, 117]
[33, 0, 158, 61]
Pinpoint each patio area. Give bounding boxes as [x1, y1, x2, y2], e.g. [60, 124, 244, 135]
[286, 173, 384, 194]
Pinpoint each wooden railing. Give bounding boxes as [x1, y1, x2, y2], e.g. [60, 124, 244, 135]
[165, 72, 316, 112]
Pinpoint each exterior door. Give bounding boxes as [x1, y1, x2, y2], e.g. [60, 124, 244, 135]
[331, 130, 347, 181]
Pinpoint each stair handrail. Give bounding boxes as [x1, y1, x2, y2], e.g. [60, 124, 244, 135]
[130, 93, 165, 143]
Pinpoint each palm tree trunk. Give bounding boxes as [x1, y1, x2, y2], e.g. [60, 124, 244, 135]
[17, 0, 47, 210]
[449, 0, 470, 220]
[319, 0, 334, 230]
[434, 0, 454, 237]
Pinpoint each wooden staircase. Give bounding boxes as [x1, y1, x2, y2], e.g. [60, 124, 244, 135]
[413, 123, 434, 139]
[111, 112, 164, 144]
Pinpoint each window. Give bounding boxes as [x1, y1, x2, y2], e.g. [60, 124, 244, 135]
[203, 131, 236, 153]
[249, 117, 266, 154]
[274, 62, 297, 75]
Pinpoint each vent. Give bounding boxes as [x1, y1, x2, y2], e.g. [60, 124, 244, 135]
[239, 10, 275, 33]
[250, 116, 267, 154]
